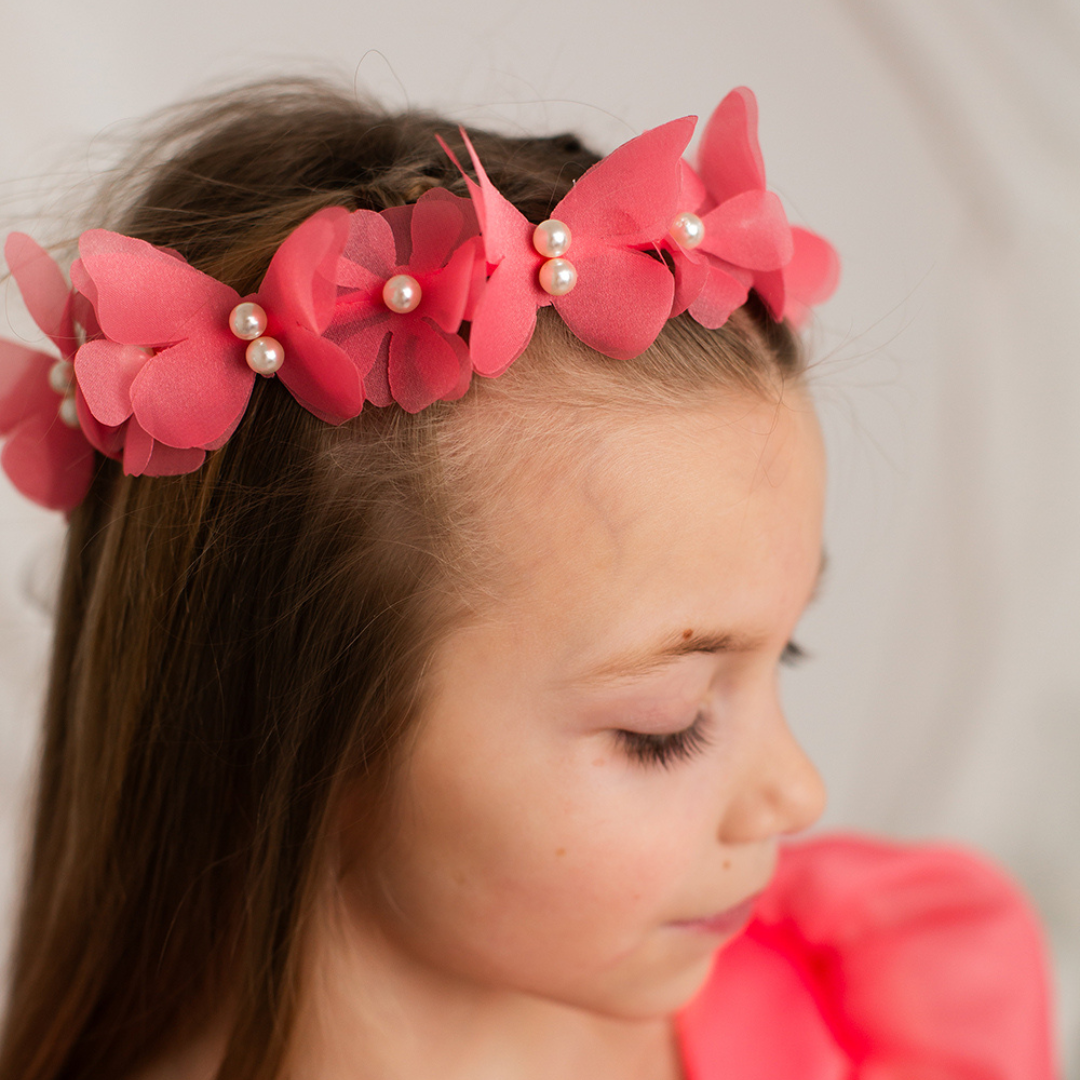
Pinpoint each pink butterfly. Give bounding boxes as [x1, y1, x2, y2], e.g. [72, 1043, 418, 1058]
[71, 206, 363, 472]
[669, 88, 838, 330]
[329, 189, 483, 413]
[443, 116, 695, 376]
[0, 234, 96, 511]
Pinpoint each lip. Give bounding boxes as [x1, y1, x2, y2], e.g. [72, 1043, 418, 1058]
[670, 894, 760, 937]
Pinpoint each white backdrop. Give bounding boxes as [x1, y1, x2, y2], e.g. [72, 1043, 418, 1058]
[1, 0, 1077, 1072]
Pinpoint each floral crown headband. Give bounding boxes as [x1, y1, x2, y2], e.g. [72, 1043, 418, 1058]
[0, 88, 838, 513]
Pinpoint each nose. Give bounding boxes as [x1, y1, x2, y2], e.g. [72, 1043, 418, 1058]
[717, 699, 827, 845]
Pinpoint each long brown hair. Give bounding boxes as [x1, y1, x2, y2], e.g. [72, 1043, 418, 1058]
[0, 77, 801, 1080]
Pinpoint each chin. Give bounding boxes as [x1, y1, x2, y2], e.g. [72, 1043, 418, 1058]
[558, 945, 721, 1022]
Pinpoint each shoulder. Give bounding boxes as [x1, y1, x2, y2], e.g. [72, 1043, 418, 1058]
[677, 833, 1058, 1080]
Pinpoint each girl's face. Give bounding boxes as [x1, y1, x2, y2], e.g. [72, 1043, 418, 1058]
[349, 386, 826, 1019]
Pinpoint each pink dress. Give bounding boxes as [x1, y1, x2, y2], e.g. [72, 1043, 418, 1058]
[676, 834, 1058, 1079]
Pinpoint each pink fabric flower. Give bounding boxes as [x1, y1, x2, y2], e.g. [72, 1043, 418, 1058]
[72, 358, 213, 478]
[329, 189, 482, 413]
[71, 206, 362, 467]
[444, 116, 695, 375]
[677, 834, 1056, 1079]
[670, 87, 839, 330]
[0, 234, 95, 511]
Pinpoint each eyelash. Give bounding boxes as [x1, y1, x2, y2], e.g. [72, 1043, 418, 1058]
[781, 640, 808, 666]
[615, 713, 712, 769]
[615, 640, 807, 768]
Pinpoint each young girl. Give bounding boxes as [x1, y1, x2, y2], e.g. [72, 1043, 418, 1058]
[0, 78, 1057, 1080]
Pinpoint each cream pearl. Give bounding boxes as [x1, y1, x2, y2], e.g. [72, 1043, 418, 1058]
[230, 301, 268, 341]
[48, 359, 74, 395]
[538, 258, 577, 296]
[58, 395, 80, 429]
[669, 211, 705, 250]
[382, 274, 422, 314]
[245, 336, 284, 376]
[532, 219, 571, 259]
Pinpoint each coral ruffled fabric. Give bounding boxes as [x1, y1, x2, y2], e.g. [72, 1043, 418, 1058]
[677, 835, 1057, 1079]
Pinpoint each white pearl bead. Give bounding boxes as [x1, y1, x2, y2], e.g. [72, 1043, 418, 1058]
[58, 394, 80, 429]
[382, 274, 422, 314]
[532, 219, 572, 258]
[538, 258, 577, 297]
[245, 336, 284, 376]
[230, 301, 268, 341]
[669, 211, 705, 250]
[48, 359, 74, 395]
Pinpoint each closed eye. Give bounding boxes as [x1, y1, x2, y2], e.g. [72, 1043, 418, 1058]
[615, 713, 711, 769]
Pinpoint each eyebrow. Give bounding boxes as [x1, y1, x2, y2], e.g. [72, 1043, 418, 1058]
[570, 551, 828, 687]
[572, 630, 768, 686]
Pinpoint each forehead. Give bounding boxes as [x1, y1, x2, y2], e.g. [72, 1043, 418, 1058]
[458, 387, 825, 675]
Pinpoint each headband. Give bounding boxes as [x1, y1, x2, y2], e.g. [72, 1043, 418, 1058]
[0, 88, 839, 512]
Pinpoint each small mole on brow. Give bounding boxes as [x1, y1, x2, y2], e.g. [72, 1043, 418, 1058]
[682, 628, 693, 640]
[556, 848, 566, 858]
[723, 859, 731, 871]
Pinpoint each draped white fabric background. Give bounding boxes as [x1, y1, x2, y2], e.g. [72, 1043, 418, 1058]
[0, 0, 1077, 1071]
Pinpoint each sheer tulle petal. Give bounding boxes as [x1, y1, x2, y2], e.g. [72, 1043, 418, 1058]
[333, 262, 385, 304]
[677, 160, 709, 217]
[410, 189, 479, 274]
[339, 318, 391, 383]
[276, 325, 364, 424]
[75, 387, 124, 457]
[4, 233, 76, 354]
[259, 206, 351, 333]
[0, 341, 55, 435]
[201, 408, 244, 452]
[130, 334, 253, 448]
[446, 130, 533, 270]
[361, 331, 393, 408]
[697, 87, 767, 204]
[1, 411, 94, 511]
[688, 264, 752, 330]
[74, 339, 152, 427]
[337, 211, 400, 310]
[439, 331, 474, 401]
[77, 229, 238, 345]
[556, 116, 695, 244]
[554, 247, 674, 360]
[754, 267, 788, 322]
[782, 227, 841, 327]
[668, 249, 709, 317]
[70, 289, 100, 341]
[341, 211, 398, 278]
[69, 259, 97, 317]
[699, 190, 794, 271]
[122, 420, 154, 475]
[422, 237, 483, 334]
[388, 322, 466, 413]
[464, 258, 542, 377]
[142, 439, 208, 477]
[462, 234, 488, 321]
[380, 205, 414, 266]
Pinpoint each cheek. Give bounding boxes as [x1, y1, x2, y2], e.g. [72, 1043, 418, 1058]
[374, 736, 719, 979]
